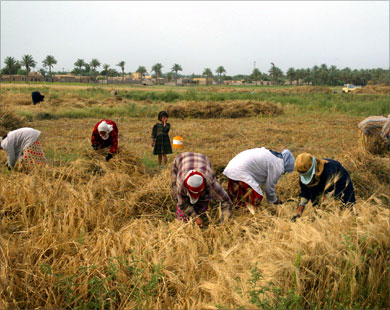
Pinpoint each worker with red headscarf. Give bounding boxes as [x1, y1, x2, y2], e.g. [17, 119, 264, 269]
[91, 119, 118, 161]
[171, 152, 233, 226]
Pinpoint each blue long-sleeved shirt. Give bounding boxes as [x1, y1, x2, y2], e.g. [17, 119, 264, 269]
[299, 159, 356, 206]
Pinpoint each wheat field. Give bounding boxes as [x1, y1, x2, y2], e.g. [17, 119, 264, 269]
[0, 83, 389, 309]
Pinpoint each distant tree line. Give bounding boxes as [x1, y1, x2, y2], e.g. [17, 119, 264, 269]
[2, 54, 389, 85]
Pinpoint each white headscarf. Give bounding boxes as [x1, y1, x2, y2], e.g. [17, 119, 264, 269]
[97, 121, 113, 140]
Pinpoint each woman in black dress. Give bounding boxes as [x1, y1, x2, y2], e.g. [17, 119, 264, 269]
[151, 111, 172, 165]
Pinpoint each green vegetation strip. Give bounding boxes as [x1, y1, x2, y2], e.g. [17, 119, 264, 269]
[18, 103, 161, 120]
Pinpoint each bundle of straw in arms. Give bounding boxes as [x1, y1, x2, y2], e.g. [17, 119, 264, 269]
[358, 115, 390, 154]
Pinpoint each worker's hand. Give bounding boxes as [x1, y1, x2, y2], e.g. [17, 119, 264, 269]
[92, 144, 98, 150]
[195, 217, 203, 227]
[291, 214, 301, 222]
[106, 153, 113, 162]
[291, 204, 305, 222]
[151, 141, 155, 147]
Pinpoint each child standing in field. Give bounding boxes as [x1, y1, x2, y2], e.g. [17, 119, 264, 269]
[152, 111, 172, 165]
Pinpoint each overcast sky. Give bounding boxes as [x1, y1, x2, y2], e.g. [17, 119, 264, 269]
[1, 1, 389, 75]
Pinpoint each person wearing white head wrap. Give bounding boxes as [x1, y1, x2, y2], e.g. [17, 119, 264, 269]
[223, 147, 295, 205]
[97, 121, 113, 140]
[91, 119, 118, 161]
[0, 127, 47, 169]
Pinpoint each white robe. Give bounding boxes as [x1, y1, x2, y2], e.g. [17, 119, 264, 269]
[1, 127, 41, 167]
[223, 147, 285, 203]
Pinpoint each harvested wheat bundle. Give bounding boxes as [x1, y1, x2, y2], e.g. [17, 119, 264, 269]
[166, 100, 283, 119]
[75, 147, 146, 178]
[358, 116, 390, 155]
[359, 131, 389, 155]
[0, 107, 27, 136]
[354, 84, 390, 95]
[342, 148, 390, 199]
[126, 168, 174, 217]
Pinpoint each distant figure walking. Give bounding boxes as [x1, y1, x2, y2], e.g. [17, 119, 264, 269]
[223, 147, 295, 206]
[32, 91, 45, 105]
[171, 152, 233, 227]
[291, 152, 356, 221]
[152, 111, 172, 165]
[91, 119, 118, 162]
[0, 127, 47, 169]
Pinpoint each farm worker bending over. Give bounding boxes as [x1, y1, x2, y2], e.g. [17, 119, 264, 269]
[91, 119, 118, 162]
[291, 152, 356, 221]
[0, 127, 47, 169]
[223, 147, 295, 206]
[171, 152, 233, 227]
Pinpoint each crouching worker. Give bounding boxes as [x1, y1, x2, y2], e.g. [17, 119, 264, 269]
[0, 127, 47, 170]
[32, 91, 44, 105]
[171, 152, 233, 227]
[291, 152, 356, 221]
[223, 147, 295, 206]
[91, 119, 118, 161]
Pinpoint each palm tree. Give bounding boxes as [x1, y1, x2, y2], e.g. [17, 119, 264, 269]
[136, 66, 147, 83]
[42, 55, 57, 82]
[251, 68, 262, 85]
[151, 63, 163, 84]
[268, 63, 284, 85]
[311, 65, 320, 85]
[171, 63, 182, 85]
[341, 67, 352, 85]
[74, 59, 86, 82]
[103, 64, 110, 83]
[319, 64, 329, 85]
[117, 61, 126, 82]
[4, 56, 17, 82]
[21, 54, 36, 83]
[286, 67, 296, 85]
[216, 66, 226, 84]
[328, 65, 338, 86]
[295, 69, 304, 85]
[202, 68, 213, 85]
[89, 58, 101, 81]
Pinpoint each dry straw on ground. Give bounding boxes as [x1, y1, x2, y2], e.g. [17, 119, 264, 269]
[280, 85, 332, 94]
[0, 84, 389, 309]
[1, 145, 389, 309]
[197, 85, 333, 94]
[354, 84, 390, 95]
[166, 100, 283, 119]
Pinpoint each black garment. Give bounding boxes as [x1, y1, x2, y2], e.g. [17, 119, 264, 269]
[32, 91, 45, 105]
[299, 158, 356, 206]
[269, 149, 283, 158]
[93, 139, 112, 151]
[152, 123, 172, 155]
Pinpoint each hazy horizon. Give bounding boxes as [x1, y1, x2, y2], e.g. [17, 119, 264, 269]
[1, 1, 389, 75]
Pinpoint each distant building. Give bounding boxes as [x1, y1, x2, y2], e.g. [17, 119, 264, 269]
[192, 77, 213, 85]
[176, 78, 197, 86]
[1, 72, 44, 82]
